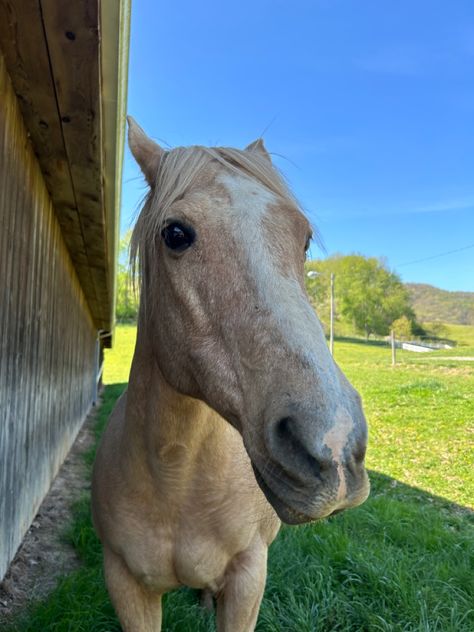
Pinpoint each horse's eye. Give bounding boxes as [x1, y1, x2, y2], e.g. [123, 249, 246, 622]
[161, 222, 195, 252]
[305, 234, 312, 254]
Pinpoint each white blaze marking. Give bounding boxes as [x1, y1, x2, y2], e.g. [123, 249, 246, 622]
[217, 172, 335, 376]
[323, 408, 354, 501]
[217, 171, 355, 507]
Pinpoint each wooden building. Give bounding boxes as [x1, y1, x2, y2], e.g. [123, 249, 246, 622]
[0, 0, 130, 579]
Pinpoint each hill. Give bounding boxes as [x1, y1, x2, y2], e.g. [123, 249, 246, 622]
[406, 283, 474, 325]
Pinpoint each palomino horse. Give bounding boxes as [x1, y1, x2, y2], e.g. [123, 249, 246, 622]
[92, 118, 369, 632]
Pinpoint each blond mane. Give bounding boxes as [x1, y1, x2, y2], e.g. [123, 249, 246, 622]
[130, 144, 303, 294]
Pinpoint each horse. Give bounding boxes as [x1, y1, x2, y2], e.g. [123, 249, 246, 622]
[91, 117, 369, 632]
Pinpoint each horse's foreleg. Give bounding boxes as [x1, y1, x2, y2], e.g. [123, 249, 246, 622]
[104, 546, 163, 632]
[216, 541, 268, 632]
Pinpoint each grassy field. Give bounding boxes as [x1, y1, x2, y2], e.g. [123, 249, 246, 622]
[7, 324, 474, 631]
[104, 325, 473, 508]
[440, 322, 474, 347]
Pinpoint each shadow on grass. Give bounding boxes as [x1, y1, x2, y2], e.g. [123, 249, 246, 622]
[6, 384, 474, 632]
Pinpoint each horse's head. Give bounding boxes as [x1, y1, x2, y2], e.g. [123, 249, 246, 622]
[128, 117, 369, 524]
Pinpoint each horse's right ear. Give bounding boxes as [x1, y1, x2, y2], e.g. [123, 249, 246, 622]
[127, 116, 164, 186]
[245, 138, 271, 163]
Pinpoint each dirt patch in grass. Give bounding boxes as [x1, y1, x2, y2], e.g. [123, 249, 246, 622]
[0, 401, 99, 624]
[407, 363, 473, 376]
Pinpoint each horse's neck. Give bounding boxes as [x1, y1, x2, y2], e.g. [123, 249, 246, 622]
[120, 329, 273, 533]
[124, 332, 230, 468]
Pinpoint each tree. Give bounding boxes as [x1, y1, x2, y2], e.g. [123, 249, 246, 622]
[305, 254, 420, 338]
[115, 230, 139, 321]
[426, 320, 449, 340]
[392, 315, 413, 340]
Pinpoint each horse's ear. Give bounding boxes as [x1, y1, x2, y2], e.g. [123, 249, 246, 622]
[127, 116, 164, 186]
[245, 138, 271, 163]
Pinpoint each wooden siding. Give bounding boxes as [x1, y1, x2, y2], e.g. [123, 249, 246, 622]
[0, 54, 98, 580]
[0, 0, 117, 332]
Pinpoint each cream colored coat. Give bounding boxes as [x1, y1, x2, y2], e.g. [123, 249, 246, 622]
[92, 118, 369, 632]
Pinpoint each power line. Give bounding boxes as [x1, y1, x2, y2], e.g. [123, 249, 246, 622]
[396, 243, 474, 267]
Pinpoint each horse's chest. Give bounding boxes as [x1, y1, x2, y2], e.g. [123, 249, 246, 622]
[123, 523, 248, 593]
[118, 505, 256, 593]
[173, 533, 235, 591]
[118, 522, 179, 592]
[171, 485, 269, 589]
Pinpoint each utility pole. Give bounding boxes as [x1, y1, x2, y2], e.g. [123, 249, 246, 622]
[330, 273, 335, 357]
[391, 329, 396, 366]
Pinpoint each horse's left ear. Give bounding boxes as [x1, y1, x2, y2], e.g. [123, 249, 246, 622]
[127, 116, 164, 186]
[245, 138, 271, 163]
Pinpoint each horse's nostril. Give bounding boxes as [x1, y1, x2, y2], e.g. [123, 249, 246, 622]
[353, 442, 366, 464]
[276, 416, 292, 441]
[274, 417, 322, 479]
[303, 450, 321, 478]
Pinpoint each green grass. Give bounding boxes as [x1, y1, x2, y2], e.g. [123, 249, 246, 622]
[332, 339, 474, 508]
[435, 322, 474, 347]
[103, 324, 138, 384]
[7, 325, 474, 631]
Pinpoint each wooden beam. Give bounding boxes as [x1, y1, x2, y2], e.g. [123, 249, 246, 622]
[0, 0, 112, 330]
[41, 0, 110, 328]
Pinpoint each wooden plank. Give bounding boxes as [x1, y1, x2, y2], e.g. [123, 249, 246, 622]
[0, 2, 84, 258]
[0, 0, 112, 329]
[41, 0, 111, 329]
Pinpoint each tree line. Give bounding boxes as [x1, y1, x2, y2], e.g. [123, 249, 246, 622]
[305, 255, 424, 339]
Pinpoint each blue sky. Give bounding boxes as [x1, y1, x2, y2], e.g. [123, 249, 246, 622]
[121, 0, 474, 292]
